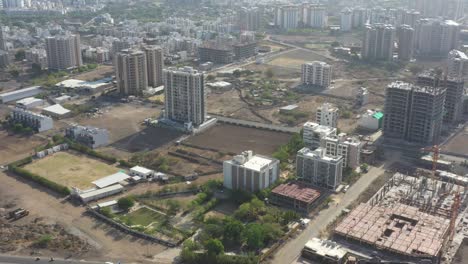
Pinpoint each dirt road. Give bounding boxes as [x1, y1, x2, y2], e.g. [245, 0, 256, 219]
[0, 171, 167, 264]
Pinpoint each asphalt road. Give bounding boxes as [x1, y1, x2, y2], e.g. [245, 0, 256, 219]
[0, 255, 107, 264]
[271, 163, 388, 264]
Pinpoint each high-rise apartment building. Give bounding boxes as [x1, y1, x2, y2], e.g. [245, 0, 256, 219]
[352, 8, 368, 28]
[223, 150, 279, 192]
[340, 8, 352, 32]
[164, 67, 205, 127]
[415, 19, 460, 58]
[417, 71, 465, 123]
[45, 34, 83, 70]
[143, 45, 164, 88]
[410, 0, 463, 20]
[0, 50, 9, 68]
[447, 50, 468, 80]
[399, 10, 420, 28]
[302, 4, 327, 29]
[301, 61, 332, 88]
[362, 23, 396, 61]
[316, 103, 338, 128]
[303, 121, 337, 149]
[296, 147, 343, 191]
[322, 135, 361, 169]
[275, 5, 300, 29]
[383, 81, 446, 144]
[0, 27, 6, 50]
[238, 7, 261, 31]
[397, 25, 414, 61]
[114, 49, 148, 96]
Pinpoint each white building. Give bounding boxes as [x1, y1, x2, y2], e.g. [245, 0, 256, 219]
[302, 4, 328, 29]
[275, 5, 300, 29]
[296, 147, 343, 190]
[223, 150, 279, 192]
[66, 124, 109, 149]
[10, 107, 53, 132]
[316, 103, 338, 128]
[16, 97, 44, 109]
[42, 104, 71, 119]
[0, 86, 42, 103]
[303, 121, 337, 149]
[130, 166, 154, 179]
[322, 134, 361, 169]
[164, 66, 205, 128]
[358, 110, 383, 131]
[340, 8, 353, 32]
[75, 184, 124, 204]
[448, 49, 468, 79]
[301, 61, 332, 88]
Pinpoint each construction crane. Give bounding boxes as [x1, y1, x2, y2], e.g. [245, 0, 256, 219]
[420, 145, 440, 191]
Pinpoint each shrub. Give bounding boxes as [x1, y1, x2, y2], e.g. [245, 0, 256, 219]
[9, 166, 70, 196]
[117, 197, 135, 210]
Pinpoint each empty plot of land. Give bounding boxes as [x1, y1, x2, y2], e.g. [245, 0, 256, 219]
[111, 126, 183, 153]
[443, 127, 468, 157]
[24, 152, 119, 189]
[186, 124, 291, 155]
[0, 132, 47, 165]
[267, 49, 330, 69]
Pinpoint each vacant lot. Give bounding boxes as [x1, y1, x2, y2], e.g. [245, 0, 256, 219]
[118, 207, 165, 227]
[443, 126, 468, 157]
[111, 126, 183, 153]
[73, 65, 114, 81]
[268, 49, 331, 69]
[24, 152, 119, 189]
[186, 124, 291, 155]
[0, 132, 47, 165]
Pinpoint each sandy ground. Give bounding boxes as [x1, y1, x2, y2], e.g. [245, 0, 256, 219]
[186, 124, 291, 156]
[24, 151, 119, 189]
[0, 171, 168, 264]
[0, 132, 47, 165]
[73, 65, 114, 81]
[443, 126, 468, 157]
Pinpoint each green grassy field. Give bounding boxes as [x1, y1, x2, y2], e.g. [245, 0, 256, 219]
[24, 152, 119, 189]
[119, 207, 166, 227]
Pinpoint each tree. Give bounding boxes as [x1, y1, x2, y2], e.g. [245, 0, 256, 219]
[8, 67, 20, 78]
[223, 218, 244, 246]
[242, 223, 265, 250]
[206, 75, 215, 81]
[233, 69, 242, 78]
[205, 239, 224, 255]
[264, 68, 274, 79]
[330, 41, 340, 47]
[117, 197, 135, 210]
[360, 163, 369, 172]
[166, 200, 181, 216]
[15, 50, 26, 61]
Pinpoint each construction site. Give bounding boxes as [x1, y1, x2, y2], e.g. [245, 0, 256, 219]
[334, 172, 468, 263]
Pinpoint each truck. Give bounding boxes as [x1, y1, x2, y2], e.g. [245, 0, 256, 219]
[7, 208, 29, 220]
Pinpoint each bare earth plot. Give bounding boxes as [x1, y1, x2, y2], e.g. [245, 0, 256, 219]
[0, 132, 47, 165]
[443, 127, 468, 157]
[268, 49, 331, 69]
[24, 151, 119, 189]
[186, 124, 291, 155]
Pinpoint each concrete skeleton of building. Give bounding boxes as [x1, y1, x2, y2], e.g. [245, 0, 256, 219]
[362, 23, 396, 61]
[66, 124, 109, 149]
[417, 70, 465, 123]
[163, 66, 205, 129]
[10, 107, 53, 132]
[270, 182, 321, 213]
[383, 81, 445, 144]
[114, 49, 148, 96]
[316, 103, 338, 128]
[447, 49, 468, 80]
[223, 150, 279, 192]
[301, 61, 332, 88]
[45, 34, 83, 70]
[296, 147, 343, 191]
[415, 19, 460, 58]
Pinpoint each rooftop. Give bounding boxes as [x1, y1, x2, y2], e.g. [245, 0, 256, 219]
[303, 238, 348, 260]
[298, 147, 342, 162]
[303, 122, 337, 135]
[43, 104, 71, 115]
[272, 182, 321, 204]
[242, 155, 275, 171]
[56, 78, 112, 90]
[130, 166, 153, 175]
[79, 184, 123, 200]
[92, 172, 130, 189]
[0, 86, 41, 97]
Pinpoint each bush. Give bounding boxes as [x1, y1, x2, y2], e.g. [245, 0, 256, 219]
[117, 197, 135, 210]
[9, 156, 33, 167]
[9, 166, 70, 196]
[34, 235, 53, 248]
[119, 159, 136, 168]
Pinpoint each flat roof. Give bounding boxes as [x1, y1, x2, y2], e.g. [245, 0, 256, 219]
[16, 97, 43, 105]
[280, 104, 298, 111]
[42, 104, 71, 115]
[304, 238, 347, 260]
[130, 166, 153, 175]
[242, 155, 275, 171]
[80, 184, 123, 199]
[0, 86, 41, 98]
[272, 182, 321, 204]
[56, 78, 111, 89]
[92, 172, 130, 188]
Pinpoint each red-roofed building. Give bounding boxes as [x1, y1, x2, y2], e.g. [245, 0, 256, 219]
[270, 182, 321, 213]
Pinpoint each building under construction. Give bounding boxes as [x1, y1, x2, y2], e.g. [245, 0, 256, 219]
[334, 173, 467, 262]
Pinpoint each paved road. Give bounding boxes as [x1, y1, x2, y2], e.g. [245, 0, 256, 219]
[271, 163, 387, 264]
[0, 255, 106, 264]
